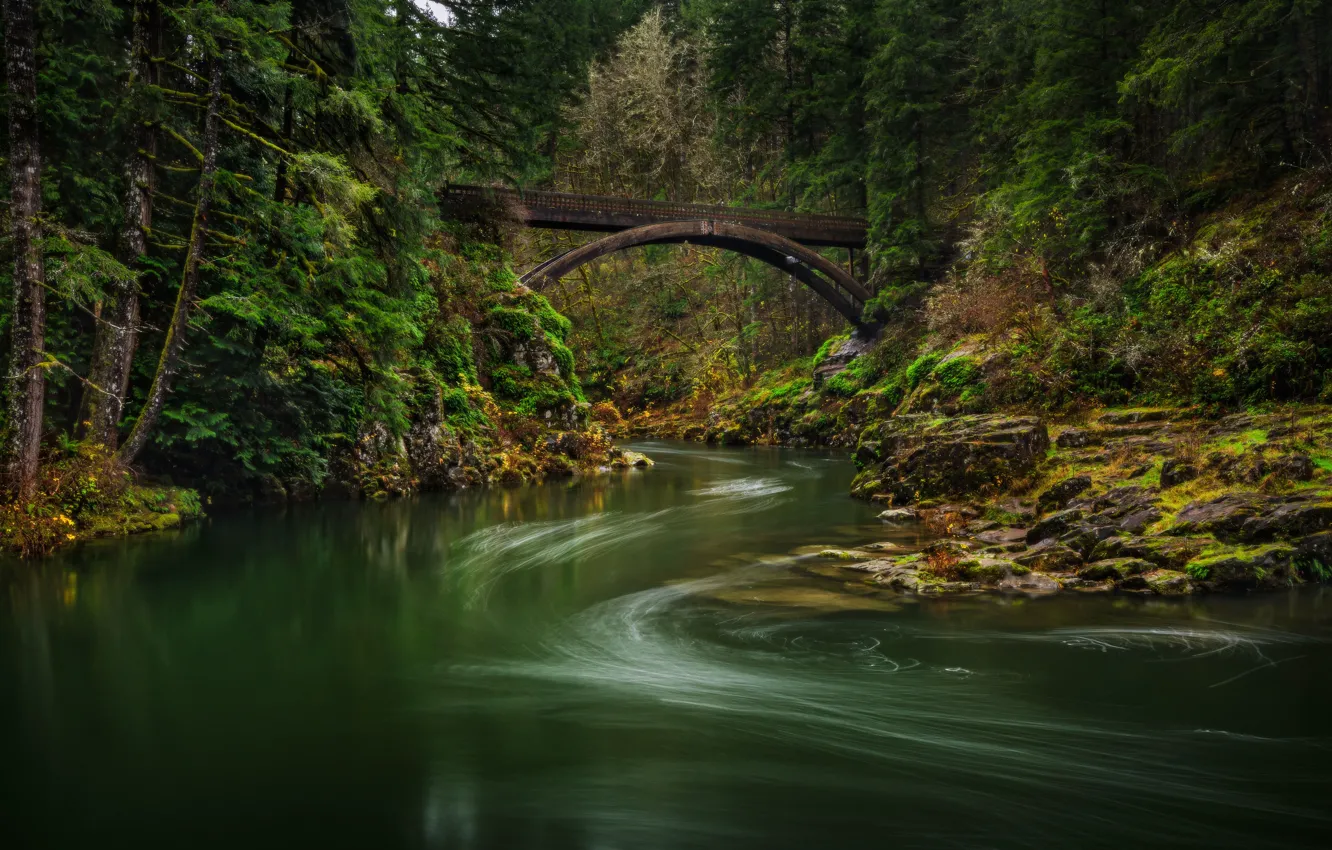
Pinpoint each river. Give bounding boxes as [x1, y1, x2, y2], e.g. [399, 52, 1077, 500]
[2, 442, 1330, 848]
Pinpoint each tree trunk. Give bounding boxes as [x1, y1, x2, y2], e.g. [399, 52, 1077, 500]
[82, 0, 158, 448]
[118, 59, 223, 465]
[4, 0, 47, 499]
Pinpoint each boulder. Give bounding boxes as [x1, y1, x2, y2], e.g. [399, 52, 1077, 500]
[1144, 569, 1195, 595]
[1072, 485, 1159, 520]
[878, 507, 918, 523]
[1271, 453, 1316, 482]
[611, 450, 653, 468]
[1055, 427, 1094, 448]
[854, 440, 882, 468]
[1099, 409, 1172, 425]
[1013, 540, 1084, 572]
[976, 527, 1029, 546]
[990, 497, 1038, 523]
[818, 549, 875, 561]
[998, 572, 1062, 594]
[1116, 507, 1162, 534]
[1169, 493, 1276, 541]
[1237, 499, 1332, 542]
[958, 558, 1030, 583]
[1295, 531, 1332, 567]
[1039, 475, 1093, 510]
[851, 414, 1049, 503]
[1160, 458, 1199, 488]
[860, 541, 903, 552]
[1187, 544, 1297, 589]
[1089, 535, 1209, 570]
[1026, 508, 1083, 543]
[1077, 558, 1154, 581]
[1058, 523, 1122, 558]
[814, 333, 876, 386]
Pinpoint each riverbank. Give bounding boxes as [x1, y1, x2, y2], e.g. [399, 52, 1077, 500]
[0, 437, 651, 559]
[0, 445, 204, 558]
[778, 405, 1332, 596]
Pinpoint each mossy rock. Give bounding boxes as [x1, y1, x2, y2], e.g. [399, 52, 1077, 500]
[1185, 543, 1297, 588]
[959, 558, 1029, 583]
[1143, 569, 1195, 595]
[1077, 558, 1154, 581]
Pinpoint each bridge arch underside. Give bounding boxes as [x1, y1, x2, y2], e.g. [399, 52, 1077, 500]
[519, 221, 873, 327]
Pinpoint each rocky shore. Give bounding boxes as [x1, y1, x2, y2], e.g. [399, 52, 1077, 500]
[813, 407, 1331, 596]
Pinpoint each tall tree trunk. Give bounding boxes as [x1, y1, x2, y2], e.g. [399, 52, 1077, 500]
[4, 0, 47, 499]
[118, 59, 223, 465]
[82, 0, 158, 448]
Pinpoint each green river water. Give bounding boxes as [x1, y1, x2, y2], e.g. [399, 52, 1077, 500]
[2, 442, 1330, 848]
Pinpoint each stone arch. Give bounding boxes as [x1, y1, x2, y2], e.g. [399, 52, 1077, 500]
[519, 220, 872, 326]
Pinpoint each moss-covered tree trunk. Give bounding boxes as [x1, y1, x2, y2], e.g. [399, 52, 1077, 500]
[4, 0, 47, 499]
[82, 0, 158, 449]
[118, 58, 223, 465]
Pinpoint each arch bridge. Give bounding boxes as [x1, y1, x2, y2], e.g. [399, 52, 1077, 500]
[441, 185, 873, 328]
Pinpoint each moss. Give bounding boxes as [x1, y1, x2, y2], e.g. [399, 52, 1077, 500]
[812, 334, 849, 369]
[906, 353, 942, 388]
[490, 363, 534, 399]
[983, 505, 1023, 525]
[934, 356, 982, 392]
[1207, 428, 1269, 454]
[824, 355, 882, 398]
[548, 334, 577, 378]
[431, 315, 479, 385]
[487, 305, 539, 341]
[440, 385, 493, 436]
[505, 290, 573, 343]
[823, 370, 860, 397]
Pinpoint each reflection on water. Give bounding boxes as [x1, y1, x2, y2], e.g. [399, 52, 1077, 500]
[2, 441, 1330, 849]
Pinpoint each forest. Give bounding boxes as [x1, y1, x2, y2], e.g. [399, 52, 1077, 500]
[3, 0, 1331, 554]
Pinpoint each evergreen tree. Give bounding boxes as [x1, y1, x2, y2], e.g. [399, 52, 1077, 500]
[4, 0, 46, 498]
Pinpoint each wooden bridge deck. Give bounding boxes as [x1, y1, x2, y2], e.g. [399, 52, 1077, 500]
[441, 184, 867, 249]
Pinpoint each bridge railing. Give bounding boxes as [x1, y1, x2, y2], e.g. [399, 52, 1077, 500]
[443, 184, 867, 235]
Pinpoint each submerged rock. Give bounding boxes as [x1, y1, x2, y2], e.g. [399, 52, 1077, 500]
[610, 449, 653, 468]
[818, 548, 876, 561]
[878, 507, 918, 523]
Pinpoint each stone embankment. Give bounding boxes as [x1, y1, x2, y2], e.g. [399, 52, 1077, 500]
[822, 408, 1332, 595]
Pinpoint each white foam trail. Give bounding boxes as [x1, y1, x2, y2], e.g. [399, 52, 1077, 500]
[447, 510, 671, 605]
[689, 477, 791, 499]
[622, 445, 751, 464]
[449, 571, 1329, 837]
[443, 476, 795, 605]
